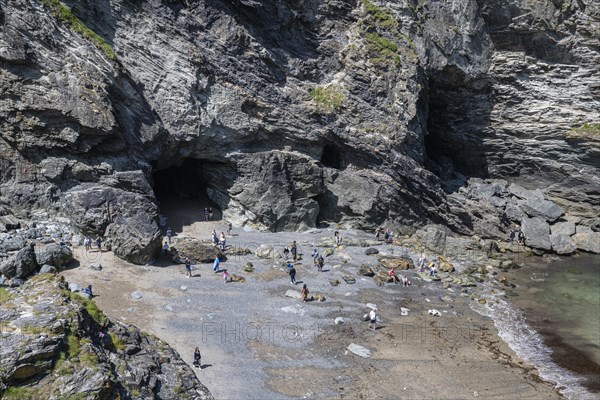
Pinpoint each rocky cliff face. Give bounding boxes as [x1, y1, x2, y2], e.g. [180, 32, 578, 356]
[1, 0, 598, 262]
[0, 273, 212, 399]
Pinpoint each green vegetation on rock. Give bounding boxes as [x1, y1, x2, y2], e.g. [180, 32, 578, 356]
[65, 291, 108, 326]
[358, 0, 405, 67]
[0, 287, 12, 304]
[41, 0, 116, 60]
[308, 85, 345, 113]
[569, 122, 600, 137]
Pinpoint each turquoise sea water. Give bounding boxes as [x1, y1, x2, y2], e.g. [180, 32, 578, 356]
[472, 254, 600, 399]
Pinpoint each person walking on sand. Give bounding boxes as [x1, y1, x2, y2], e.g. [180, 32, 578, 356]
[84, 237, 91, 252]
[185, 257, 192, 278]
[227, 222, 233, 236]
[219, 232, 226, 251]
[223, 269, 232, 283]
[291, 241, 298, 261]
[375, 227, 382, 241]
[311, 249, 319, 266]
[368, 308, 377, 330]
[203, 207, 209, 222]
[301, 284, 309, 302]
[418, 254, 426, 272]
[212, 230, 218, 245]
[163, 241, 170, 256]
[95, 236, 102, 251]
[208, 207, 214, 220]
[317, 255, 324, 272]
[193, 347, 202, 369]
[166, 227, 173, 244]
[289, 265, 297, 285]
[334, 231, 342, 247]
[212, 256, 220, 273]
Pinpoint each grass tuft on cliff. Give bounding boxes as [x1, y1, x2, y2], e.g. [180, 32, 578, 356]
[567, 123, 600, 143]
[41, 0, 117, 61]
[308, 85, 345, 113]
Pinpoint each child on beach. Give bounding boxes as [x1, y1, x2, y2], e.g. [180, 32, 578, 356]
[185, 257, 192, 278]
[301, 284, 309, 302]
[388, 268, 399, 284]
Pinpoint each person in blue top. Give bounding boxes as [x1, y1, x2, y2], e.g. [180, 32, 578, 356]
[212, 256, 220, 273]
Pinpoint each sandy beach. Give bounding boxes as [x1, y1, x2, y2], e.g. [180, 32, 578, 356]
[59, 200, 563, 399]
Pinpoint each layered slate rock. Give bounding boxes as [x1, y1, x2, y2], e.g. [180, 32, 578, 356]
[0, 0, 598, 263]
[521, 217, 552, 251]
[0, 274, 212, 399]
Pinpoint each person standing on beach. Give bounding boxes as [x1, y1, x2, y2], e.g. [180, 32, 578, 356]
[95, 236, 102, 251]
[311, 249, 319, 266]
[212, 256, 220, 272]
[212, 230, 218, 245]
[208, 207, 214, 220]
[163, 241, 170, 256]
[291, 241, 298, 261]
[317, 255, 324, 272]
[166, 227, 173, 244]
[219, 232, 226, 251]
[368, 308, 377, 330]
[193, 347, 201, 369]
[301, 284, 309, 302]
[334, 231, 342, 247]
[227, 222, 233, 236]
[283, 246, 290, 260]
[418, 255, 426, 272]
[289, 265, 297, 285]
[375, 227, 382, 241]
[203, 207, 209, 222]
[185, 257, 192, 278]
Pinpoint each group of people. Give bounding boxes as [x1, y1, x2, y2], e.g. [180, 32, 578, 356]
[375, 227, 394, 244]
[417, 254, 438, 277]
[211, 230, 227, 251]
[83, 236, 102, 252]
[387, 268, 411, 286]
[509, 227, 526, 245]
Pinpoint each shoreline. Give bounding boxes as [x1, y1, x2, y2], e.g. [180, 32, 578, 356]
[60, 220, 565, 399]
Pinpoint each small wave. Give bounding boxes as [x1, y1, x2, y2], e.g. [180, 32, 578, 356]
[471, 292, 596, 400]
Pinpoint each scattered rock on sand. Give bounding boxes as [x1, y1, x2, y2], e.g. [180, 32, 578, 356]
[89, 262, 102, 271]
[131, 291, 143, 300]
[334, 317, 345, 325]
[255, 244, 280, 259]
[366, 303, 377, 310]
[428, 309, 441, 317]
[364, 248, 379, 255]
[400, 307, 410, 316]
[342, 275, 356, 284]
[329, 279, 340, 286]
[40, 264, 57, 274]
[347, 343, 371, 358]
[357, 265, 375, 276]
[549, 233, 576, 255]
[377, 255, 414, 270]
[285, 290, 302, 299]
[313, 294, 326, 302]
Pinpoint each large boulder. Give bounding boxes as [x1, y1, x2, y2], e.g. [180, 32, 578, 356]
[573, 232, 600, 254]
[0, 215, 21, 230]
[550, 221, 576, 236]
[520, 198, 564, 223]
[35, 243, 73, 269]
[549, 234, 576, 255]
[504, 203, 527, 223]
[0, 247, 38, 278]
[521, 217, 551, 251]
[508, 184, 544, 201]
[255, 244, 281, 259]
[171, 238, 219, 263]
[357, 265, 375, 277]
[377, 255, 415, 270]
[416, 226, 448, 252]
[0, 234, 26, 252]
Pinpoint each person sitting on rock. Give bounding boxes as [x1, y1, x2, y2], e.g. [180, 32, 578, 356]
[301, 284, 309, 302]
[82, 284, 93, 297]
[388, 268, 399, 284]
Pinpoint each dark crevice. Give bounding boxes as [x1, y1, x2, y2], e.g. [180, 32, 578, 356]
[320, 144, 342, 169]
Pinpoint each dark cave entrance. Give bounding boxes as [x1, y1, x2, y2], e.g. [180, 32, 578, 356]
[320, 144, 342, 169]
[424, 65, 492, 189]
[152, 159, 221, 233]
